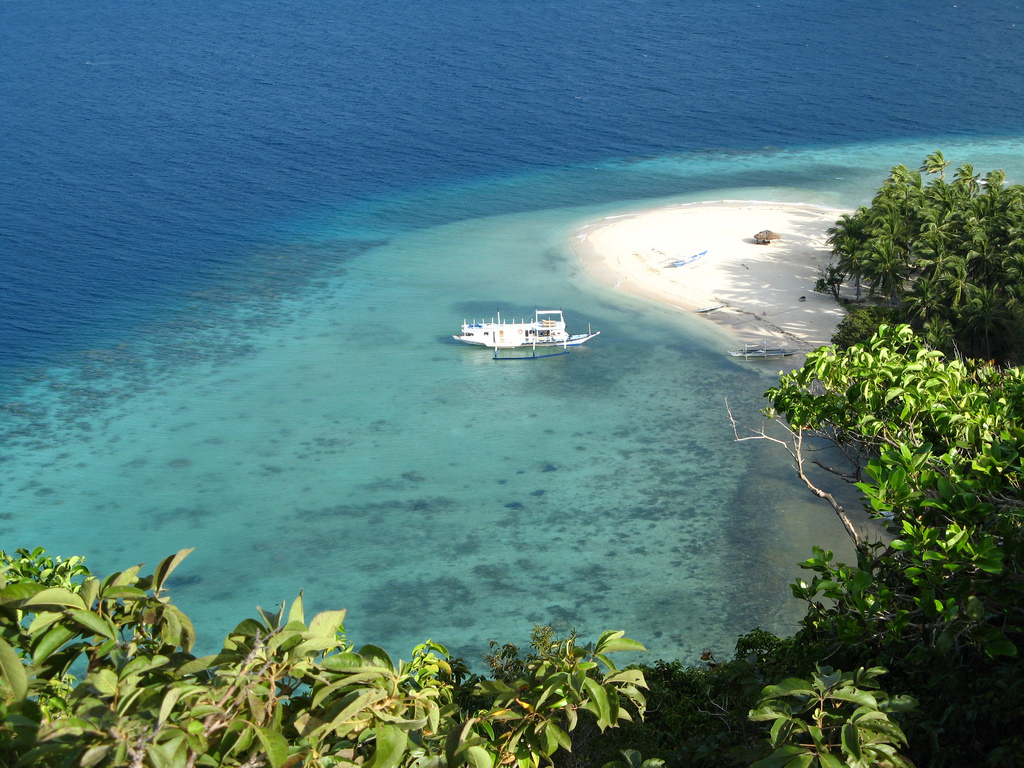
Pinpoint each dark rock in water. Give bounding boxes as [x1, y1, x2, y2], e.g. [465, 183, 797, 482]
[496, 479, 507, 484]
[505, 501, 523, 509]
[516, 470, 525, 474]
[542, 464, 557, 472]
[165, 574, 202, 588]
[531, 489, 545, 496]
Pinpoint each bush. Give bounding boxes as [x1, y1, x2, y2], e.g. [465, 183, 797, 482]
[831, 306, 899, 350]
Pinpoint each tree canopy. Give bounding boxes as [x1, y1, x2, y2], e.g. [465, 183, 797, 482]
[766, 324, 1024, 764]
[0, 548, 648, 768]
[824, 153, 1024, 361]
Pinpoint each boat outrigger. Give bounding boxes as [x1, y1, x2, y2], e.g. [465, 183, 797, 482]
[669, 250, 707, 268]
[453, 309, 600, 359]
[728, 341, 795, 360]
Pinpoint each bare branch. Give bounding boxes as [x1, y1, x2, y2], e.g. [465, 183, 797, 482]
[726, 399, 863, 550]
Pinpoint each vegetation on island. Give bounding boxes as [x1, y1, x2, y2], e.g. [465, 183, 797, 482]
[817, 152, 1024, 362]
[5, 154, 1024, 767]
[0, 545, 922, 768]
[0, 548, 651, 768]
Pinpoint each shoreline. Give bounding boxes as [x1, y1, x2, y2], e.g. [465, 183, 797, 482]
[572, 200, 849, 354]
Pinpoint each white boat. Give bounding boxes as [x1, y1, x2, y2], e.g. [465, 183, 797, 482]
[454, 309, 600, 357]
[728, 342, 794, 360]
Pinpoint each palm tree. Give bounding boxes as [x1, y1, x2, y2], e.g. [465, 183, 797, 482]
[962, 284, 1007, 359]
[826, 210, 872, 299]
[862, 239, 910, 307]
[920, 150, 951, 179]
[953, 162, 981, 195]
[903, 275, 946, 328]
[869, 202, 921, 270]
[938, 255, 974, 310]
[923, 317, 955, 353]
[1001, 252, 1024, 303]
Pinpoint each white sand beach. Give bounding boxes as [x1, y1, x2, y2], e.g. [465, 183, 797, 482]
[573, 201, 849, 352]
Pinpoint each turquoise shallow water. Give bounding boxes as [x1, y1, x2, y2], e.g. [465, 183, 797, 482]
[4, 138, 1024, 664]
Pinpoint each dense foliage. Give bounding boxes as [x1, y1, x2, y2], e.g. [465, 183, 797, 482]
[2, 547, 920, 768]
[828, 308, 899, 352]
[766, 324, 1024, 766]
[0, 549, 648, 768]
[824, 152, 1024, 362]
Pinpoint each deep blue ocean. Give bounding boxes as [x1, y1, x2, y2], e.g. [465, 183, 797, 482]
[2, 0, 1024, 662]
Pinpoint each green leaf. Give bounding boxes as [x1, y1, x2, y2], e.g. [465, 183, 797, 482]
[22, 587, 87, 611]
[840, 722, 861, 761]
[165, 604, 196, 652]
[153, 548, 195, 594]
[106, 563, 143, 588]
[308, 609, 347, 639]
[984, 636, 1018, 658]
[99, 585, 148, 601]
[175, 654, 220, 677]
[583, 677, 612, 729]
[287, 592, 304, 626]
[80, 744, 113, 767]
[594, 630, 647, 655]
[761, 678, 815, 698]
[444, 717, 478, 768]
[0, 636, 29, 702]
[550, 721, 573, 751]
[31, 623, 78, 667]
[603, 669, 646, 687]
[464, 745, 494, 768]
[315, 689, 389, 736]
[367, 723, 409, 768]
[319, 651, 366, 672]
[79, 578, 100, 609]
[750, 745, 812, 768]
[159, 684, 199, 726]
[0, 581, 46, 606]
[828, 689, 878, 708]
[69, 609, 116, 640]
[474, 679, 515, 696]
[966, 595, 985, 621]
[254, 726, 290, 768]
[90, 668, 119, 697]
[359, 644, 396, 671]
[768, 717, 794, 748]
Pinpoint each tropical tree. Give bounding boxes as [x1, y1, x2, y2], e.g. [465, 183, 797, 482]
[826, 210, 872, 300]
[822, 153, 1024, 362]
[749, 666, 916, 768]
[919, 149, 950, 179]
[760, 324, 1024, 763]
[0, 549, 649, 768]
[860, 239, 908, 307]
[902, 274, 944, 326]
[937, 254, 974, 313]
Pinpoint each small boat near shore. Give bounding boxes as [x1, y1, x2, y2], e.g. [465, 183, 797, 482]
[454, 309, 600, 359]
[696, 304, 725, 314]
[669, 250, 707, 268]
[728, 341, 795, 360]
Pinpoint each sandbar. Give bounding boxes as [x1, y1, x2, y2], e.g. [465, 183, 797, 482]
[573, 201, 849, 353]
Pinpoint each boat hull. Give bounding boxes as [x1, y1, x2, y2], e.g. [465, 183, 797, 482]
[454, 310, 599, 350]
[728, 347, 793, 359]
